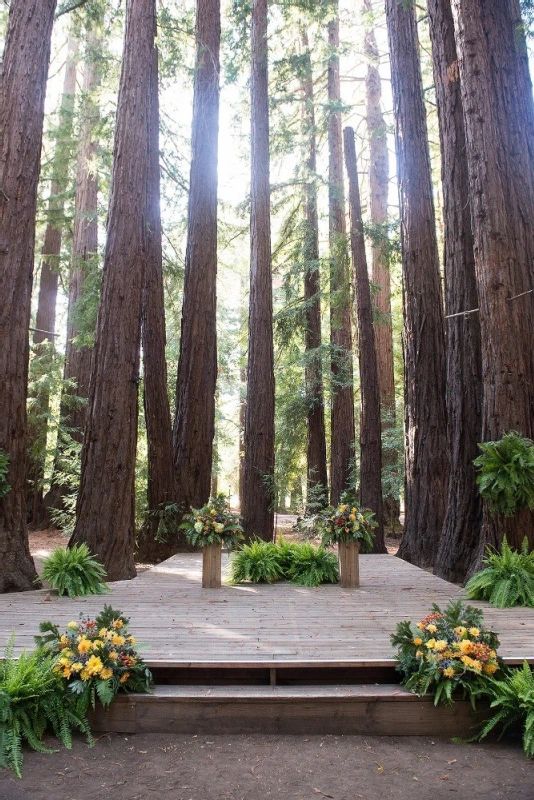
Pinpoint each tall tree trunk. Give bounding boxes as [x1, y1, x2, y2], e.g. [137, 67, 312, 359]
[363, 0, 399, 526]
[238, 364, 246, 508]
[427, 0, 483, 583]
[451, 0, 534, 560]
[0, 0, 57, 592]
[69, 0, 156, 581]
[344, 127, 386, 554]
[242, 0, 275, 541]
[300, 28, 328, 511]
[328, 13, 355, 506]
[135, 36, 187, 564]
[386, 0, 449, 568]
[29, 36, 78, 527]
[173, 0, 220, 510]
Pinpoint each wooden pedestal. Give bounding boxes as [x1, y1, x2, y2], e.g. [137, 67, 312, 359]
[202, 543, 222, 588]
[338, 540, 360, 588]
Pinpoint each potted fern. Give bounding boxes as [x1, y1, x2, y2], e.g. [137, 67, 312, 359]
[180, 494, 243, 588]
[317, 493, 377, 588]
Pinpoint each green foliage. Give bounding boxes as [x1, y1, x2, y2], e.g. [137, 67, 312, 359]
[0, 449, 10, 498]
[0, 637, 91, 778]
[474, 431, 534, 517]
[40, 544, 110, 598]
[391, 601, 502, 707]
[286, 542, 338, 586]
[465, 538, 534, 608]
[477, 662, 534, 758]
[230, 540, 285, 584]
[310, 492, 377, 552]
[180, 494, 244, 548]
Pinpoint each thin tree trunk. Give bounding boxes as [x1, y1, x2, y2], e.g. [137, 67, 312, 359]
[451, 0, 534, 561]
[386, 0, 448, 568]
[173, 0, 220, 510]
[362, 0, 399, 526]
[427, 0, 483, 583]
[242, 0, 275, 541]
[29, 36, 78, 526]
[0, 0, 57, 592]
[135, 37, 187, 564]
[238, 362, 246, 509]
[328, 13, 355, 506]
[300, 28, 328, 511]
[69, 0, 157, 581]
[344, 127, 386, 554]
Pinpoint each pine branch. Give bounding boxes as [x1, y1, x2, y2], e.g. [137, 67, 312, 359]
[55, 0, 90, 19]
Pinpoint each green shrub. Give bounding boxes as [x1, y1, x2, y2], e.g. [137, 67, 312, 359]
[474, 431, 534, 517]
[0, 637, 91, 778]
[465, 538, 534, 608]
[230, 540, 284, 584]
[477, 662, 534, 758]
[286, 542, 339, 586]
[40, 544, 110, 598]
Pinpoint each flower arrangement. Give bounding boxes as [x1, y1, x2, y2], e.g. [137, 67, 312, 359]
[35, 605, 152, 710]
[316, 492, 377, 552]
[180, 493, 244, 548]
[391, 600, 502, 706]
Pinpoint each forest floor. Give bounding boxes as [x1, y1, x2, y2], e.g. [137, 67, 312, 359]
[2, 731, 533, 800]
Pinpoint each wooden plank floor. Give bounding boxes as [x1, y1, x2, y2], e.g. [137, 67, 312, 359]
[1, 554, 533, 666]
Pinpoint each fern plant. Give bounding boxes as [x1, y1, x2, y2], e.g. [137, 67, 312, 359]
[40, 544, 110, 597]
[477, 662, 534, 758]
[230, 540, 284, 584]
[286, 543, 339, 587]
[0, 637, 92, 778]
[474, 431, 534, 516]
[465, 538, 534, 608]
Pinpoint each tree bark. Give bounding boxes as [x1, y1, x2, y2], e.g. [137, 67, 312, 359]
[173, 0, 220, 511]
[450, 0, 534, 560]
[363, 0, 399, 526]
[328, 13, 355, 506]
[69, 0, 157, 581]
[242, 0, 275, 541]
[427, 0, 483, 583]
[300, 28, 328, 510]
[344, 127, 386, 554]
[0, 0, 57, 592]
[386, 0, 449, 568]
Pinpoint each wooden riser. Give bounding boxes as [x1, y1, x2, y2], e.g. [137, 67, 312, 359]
[88, 685, 486, 737]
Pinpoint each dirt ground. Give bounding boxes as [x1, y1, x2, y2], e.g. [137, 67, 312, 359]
[1, 733, 532, 800]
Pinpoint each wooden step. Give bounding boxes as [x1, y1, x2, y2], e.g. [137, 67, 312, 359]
[88, 684, 486, 737]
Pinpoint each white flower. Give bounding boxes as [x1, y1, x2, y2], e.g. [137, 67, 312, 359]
[194, 521, 203, 533]
[214, 522, 224, 533]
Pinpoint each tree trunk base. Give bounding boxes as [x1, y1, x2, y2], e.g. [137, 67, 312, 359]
[202, 543, 222, 588]
[338, 540, 360, 588]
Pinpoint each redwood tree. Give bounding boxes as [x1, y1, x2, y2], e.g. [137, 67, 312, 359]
[0, 0, 57, 592]
[386, 0, 448, 568]
[328, 12, 355, 506]
[301, 28, 328, 509]
[70, 0, 157, 580]
[242, 0, 275, 540]
[428, 0, 482, 583]
[173, 0, 221, 511]
[451, 0, 534, 560]
[344, 127, 386, 553]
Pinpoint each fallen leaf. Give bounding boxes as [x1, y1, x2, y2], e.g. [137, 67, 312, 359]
[375, 762, 384, 774]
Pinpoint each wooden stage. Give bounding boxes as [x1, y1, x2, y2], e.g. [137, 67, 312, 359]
[1, 554, 533, 735]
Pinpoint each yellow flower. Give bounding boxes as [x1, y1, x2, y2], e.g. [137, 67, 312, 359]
[339, 505, 347, 512]
[415, 650, 423, 658]
[489, 650, 496, 659]
[426, 624, 438, 633]
[92, 640, 104, 649]
[416, 622, 425, 630]
[413, 637, 423, 646]
[60, 635, 68, 645]
[433, 640, 448, 652]
[63, 649, 73, 658]
[62, 667, 72, 679]
[78, 638, 92, 654]
[210, 509, 217, 515]
[443, 667, 455, 678]
[99, 628, 108, 637]
[454, 626, 467, 637]
[85, 655, 104, 676]
[80, 668, 91, 681]
[351, 507, 357, 513]
[111, 634, 126, 646]
[468, 627, 480, 637]
[120, 672, 130, 684]
[129, 636, 136, 645]
[71, 662, 83, 672]
[484, 663, 498, 675]
[112, 620, 124, 630]
[349, 514, 356, 522]
[456, 639, 473, 655]
[100, 668, 114, 680]
[469, 659, 482, 673]
[425, 639, 436, 649]
[109, 651, 118, 661]
[67, 621, 79, 630]
[461, 655, 473, 668]
[58, 656, 71, 666]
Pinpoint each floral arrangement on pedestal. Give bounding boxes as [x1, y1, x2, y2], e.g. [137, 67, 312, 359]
[35, 605, 152, 710]
[315, 492, 377, 552]
[391, 600, 502, 705]
[180, 493, 244, 548]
